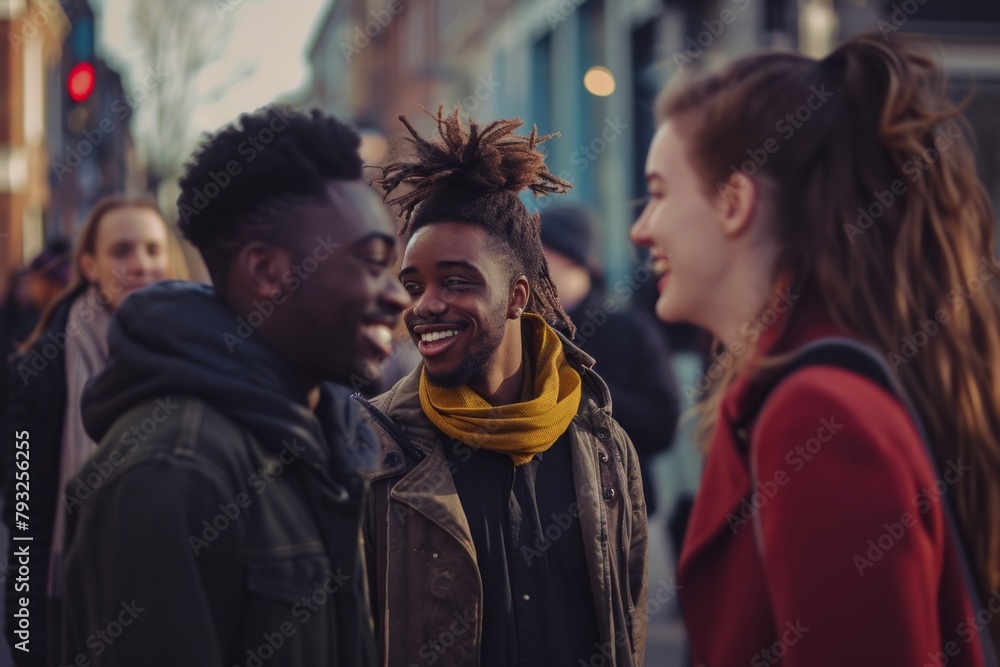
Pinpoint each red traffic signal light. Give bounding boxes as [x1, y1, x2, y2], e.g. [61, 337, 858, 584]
[67, 62, 95, 102]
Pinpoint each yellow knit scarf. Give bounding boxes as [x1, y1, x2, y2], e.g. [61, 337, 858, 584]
[419, 313, 583, 466]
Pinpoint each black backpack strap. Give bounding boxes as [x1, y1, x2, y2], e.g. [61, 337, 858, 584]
[733, 339, 892, 455]
[350, 393, 427, 464]
[733, 337, 998, 667]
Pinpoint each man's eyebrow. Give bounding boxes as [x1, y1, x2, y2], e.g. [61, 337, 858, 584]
[435, 260, 482, 276]
[351, 231, 396, 247]
[398, 260, 483, 280]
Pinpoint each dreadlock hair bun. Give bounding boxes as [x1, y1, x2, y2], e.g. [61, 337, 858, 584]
[374, 106, 576, 336]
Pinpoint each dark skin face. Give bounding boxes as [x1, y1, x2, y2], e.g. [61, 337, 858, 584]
[399, 221, 529, 406]
[226, 180, 410, 408]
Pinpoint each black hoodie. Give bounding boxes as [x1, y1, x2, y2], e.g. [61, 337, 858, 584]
[58, 281, 377, 666]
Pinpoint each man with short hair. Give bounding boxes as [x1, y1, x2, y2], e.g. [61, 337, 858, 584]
[58, 106, 408, 666]
[362, 109, 648, 667]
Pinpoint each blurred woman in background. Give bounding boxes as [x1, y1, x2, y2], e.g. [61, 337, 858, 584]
[2, 194, 183, 667]
[631, 33, 1000, 665]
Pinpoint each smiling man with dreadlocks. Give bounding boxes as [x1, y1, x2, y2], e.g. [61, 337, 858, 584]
[358, 108, 648, 667]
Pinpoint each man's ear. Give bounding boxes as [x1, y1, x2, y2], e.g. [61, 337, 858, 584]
[508, 275, 530, 319]
[717, 171, 758, 237]
[233, 242, 292, 300]
[80, 252, 97, 284]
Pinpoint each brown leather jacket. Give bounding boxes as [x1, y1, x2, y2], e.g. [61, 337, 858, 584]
[360, 338, 648, 667]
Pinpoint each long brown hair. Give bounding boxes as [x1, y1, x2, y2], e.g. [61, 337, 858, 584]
[660, 34, 1000, 607]
[20, 194, 178, 350]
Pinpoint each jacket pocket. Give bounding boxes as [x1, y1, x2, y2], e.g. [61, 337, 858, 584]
[245, 546, 331, 604]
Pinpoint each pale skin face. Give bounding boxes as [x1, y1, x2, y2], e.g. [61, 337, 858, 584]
[80, 206, 170, 310]
[630, 120, 779, 347]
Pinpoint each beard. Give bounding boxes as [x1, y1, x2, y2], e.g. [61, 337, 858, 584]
[424, 310, 507, 389]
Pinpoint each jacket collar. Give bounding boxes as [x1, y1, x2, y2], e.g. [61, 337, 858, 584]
[365, 326, 608, 480]
[680, 281, 843, 566]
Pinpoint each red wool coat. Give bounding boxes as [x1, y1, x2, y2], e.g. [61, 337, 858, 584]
[678, 295, 986, 667]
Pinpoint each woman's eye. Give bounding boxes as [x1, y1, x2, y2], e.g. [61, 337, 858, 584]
[403, 283, 422, 294]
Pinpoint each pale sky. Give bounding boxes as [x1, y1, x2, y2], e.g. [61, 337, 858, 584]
[93, 0, 329, 163]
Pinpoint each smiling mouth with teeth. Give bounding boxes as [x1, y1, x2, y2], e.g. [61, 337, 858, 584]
[421, 329, 460, 343]
[361, 324, 394, 356]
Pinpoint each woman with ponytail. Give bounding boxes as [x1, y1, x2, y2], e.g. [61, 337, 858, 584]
[631, 33, 999, 665]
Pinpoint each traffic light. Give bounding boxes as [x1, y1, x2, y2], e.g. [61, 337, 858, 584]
[67, 62, 95, 102]
[65, 14, 97, 135]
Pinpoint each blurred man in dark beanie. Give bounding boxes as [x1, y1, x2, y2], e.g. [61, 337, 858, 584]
[541, 203, 679, 515]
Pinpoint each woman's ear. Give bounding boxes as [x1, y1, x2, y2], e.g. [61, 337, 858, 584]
[717, 171, 758, 237]
[508, 275, 530, 319]
[80, 252, 98, 284]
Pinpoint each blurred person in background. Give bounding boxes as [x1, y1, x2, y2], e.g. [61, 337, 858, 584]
[0, 240, 71, 365]
[540, 203, 679, 516]
[631, 32, 1000, 665]
[58, 106, 405, 665]
[362, 108, 647, 667]
[0, 244, 71, 469]
[2, 195, 176, 667]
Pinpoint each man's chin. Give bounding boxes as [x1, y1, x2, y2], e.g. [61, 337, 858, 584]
[424, 361, 477, 389]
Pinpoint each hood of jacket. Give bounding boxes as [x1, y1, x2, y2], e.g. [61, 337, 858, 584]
[81, 280, 377, 476]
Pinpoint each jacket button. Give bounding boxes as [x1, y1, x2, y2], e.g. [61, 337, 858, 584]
[599, 452, 608, 464]
[384, 451, 401, 467]
[596, 428, 609, 441]
[603, 486, 616, 500]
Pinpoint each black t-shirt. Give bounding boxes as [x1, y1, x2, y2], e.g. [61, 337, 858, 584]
[442, 433, 602, 667]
